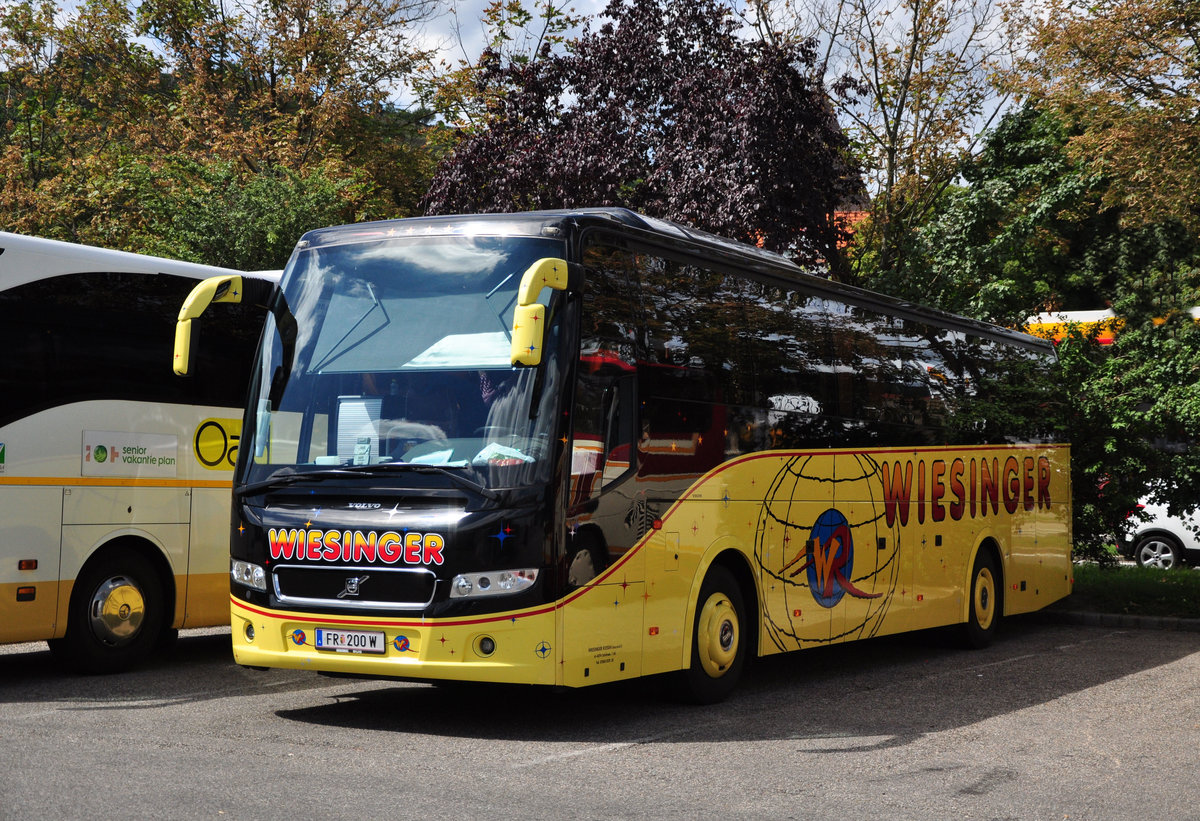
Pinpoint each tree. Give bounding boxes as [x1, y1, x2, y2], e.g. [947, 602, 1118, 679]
[896, 105, 1200, 559]
[1008, 0, 1200, 231]
[741, 0, 1013, 283]
[132, 160, 376, 269]
[0, 0, 172, 244]
[423, 0, 859, 270]
[0, 0, 439, 253]
[137, 0, 439, 171]
[412, 0, 583, 144]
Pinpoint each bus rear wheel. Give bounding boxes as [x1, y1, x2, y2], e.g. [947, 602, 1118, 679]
[681, 565, 746, 704]
[50, 548, 166, 674]
[962, 549, 1001, 649]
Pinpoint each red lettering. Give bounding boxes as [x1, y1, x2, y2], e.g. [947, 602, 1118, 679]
[969, 458, 977, 517]
[917, 460, 927, 524]
[404, 533, 422, 564]
[949, 458, 965, 520]
[1038, 456, 1052, 509]
[268, 528, 300, 560]
[931, 460, 946, 522]
[1023, 456, 1036, 511]
[378, 532, 402, 563]
[306, 530, 323, 560]
[880, 461, 913, 527]
[353, 531, 376, 563]
[321, 530, 340, 561]
[423, 534, 445, 565]
[1003, 456, 1020, 514]
[981, 458, 999, 516]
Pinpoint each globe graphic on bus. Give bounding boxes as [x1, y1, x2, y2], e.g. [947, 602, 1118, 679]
[754, 452, 902, 650]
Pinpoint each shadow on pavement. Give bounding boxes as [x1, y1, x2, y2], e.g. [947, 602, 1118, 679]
[272, 614, 1200, 747]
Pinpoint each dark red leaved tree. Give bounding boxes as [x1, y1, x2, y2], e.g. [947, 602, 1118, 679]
[422, 0, 859, 271]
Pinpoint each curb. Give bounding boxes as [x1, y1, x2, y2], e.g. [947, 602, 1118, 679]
[1036, 610, 1200, 632]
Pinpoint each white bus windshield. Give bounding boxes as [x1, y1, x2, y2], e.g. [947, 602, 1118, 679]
[241, 234, 566, 492]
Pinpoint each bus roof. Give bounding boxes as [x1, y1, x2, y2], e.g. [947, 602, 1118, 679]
[0, 231, 278, 290]
[294, 209, 1054, 355]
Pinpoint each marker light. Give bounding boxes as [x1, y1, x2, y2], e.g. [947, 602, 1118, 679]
[231, 559, 267, 592]
[449, 568, 538, 599]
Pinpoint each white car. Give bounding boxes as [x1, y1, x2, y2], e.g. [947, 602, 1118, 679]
[1120, 501, 1200, 569]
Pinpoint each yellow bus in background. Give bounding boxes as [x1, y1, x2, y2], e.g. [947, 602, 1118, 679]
[178, 210, 1072, 702]
[1027, 307, 1200, 345]
[0, 232, 275, 672]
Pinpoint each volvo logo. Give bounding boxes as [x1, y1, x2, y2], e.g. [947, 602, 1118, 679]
[337, 575, 370, 598]
[346, 502, 382, 510]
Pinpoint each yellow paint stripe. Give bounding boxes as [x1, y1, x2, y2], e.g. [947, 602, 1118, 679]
[0, 476, 232, 489]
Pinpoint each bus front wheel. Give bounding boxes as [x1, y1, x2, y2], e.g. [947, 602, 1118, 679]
[50, 548, 167, 674]
[962, 549, 1001, 649]
[681, 565, 746, 704]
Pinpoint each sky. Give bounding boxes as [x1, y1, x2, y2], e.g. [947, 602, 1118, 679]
[403, 0, 755, 108]
[386, 0, 615, 108]
[416, 0, 611, 69]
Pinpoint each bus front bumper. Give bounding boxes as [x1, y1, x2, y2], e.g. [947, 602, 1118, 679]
[229, 597, 558, 685]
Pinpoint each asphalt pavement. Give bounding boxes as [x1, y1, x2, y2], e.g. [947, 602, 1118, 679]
[1, 613, 1198, 820]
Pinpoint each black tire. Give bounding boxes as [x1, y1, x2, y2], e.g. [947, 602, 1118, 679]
[680, 565, 746, 704]
[962, 549, 1002, 649]
[49, 548, 167, 674]
[1133, 534, 1182, 570]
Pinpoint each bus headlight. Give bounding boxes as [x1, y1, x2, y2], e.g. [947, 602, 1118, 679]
[449, 569, 538, 599]
[231, 559, 267, 592]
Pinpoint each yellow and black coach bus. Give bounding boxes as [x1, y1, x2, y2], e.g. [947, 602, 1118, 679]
[176, 209, 1072, 702]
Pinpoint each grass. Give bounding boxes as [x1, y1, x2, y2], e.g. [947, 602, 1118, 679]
[1049, 562, 1200, 620]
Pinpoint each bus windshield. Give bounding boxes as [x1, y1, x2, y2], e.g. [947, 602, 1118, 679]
[241, 233, 567, 492]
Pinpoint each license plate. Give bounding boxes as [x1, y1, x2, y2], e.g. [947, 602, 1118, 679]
[314, 627, 386, 654]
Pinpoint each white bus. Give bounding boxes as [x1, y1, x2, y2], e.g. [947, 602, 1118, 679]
[0, 232, 275, 672]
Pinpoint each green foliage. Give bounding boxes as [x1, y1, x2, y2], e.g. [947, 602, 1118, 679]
[868, 106, 1200, 561]
[131, 160, 374, 270]
[0, 0, 435, 252]
[1052, 563, 1200, 620]
[1013, 0, 1200, 231]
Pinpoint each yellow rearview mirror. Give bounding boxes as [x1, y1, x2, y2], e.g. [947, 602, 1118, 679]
[511, 304, 547, 366]
[511, 258, 571, 367]
[174, 275, 245, 376]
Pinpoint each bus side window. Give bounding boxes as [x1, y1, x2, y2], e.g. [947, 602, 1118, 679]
[573, 248, 640, 504]
[572, 363, 637, 499]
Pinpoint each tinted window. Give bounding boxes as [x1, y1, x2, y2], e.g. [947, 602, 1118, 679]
[944, 334, 1065, 445]
[0, 271, 263, 426]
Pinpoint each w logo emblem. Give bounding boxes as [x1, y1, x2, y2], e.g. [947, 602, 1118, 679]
[337, 575, 369, 598]
[783, 509, 882, 608]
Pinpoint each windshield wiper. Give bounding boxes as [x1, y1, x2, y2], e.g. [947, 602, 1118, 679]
[310, 282, 389, 373]
[236, 468, 367, 498]
[236, 462, 500, 502]
[347, 462, 500, 502]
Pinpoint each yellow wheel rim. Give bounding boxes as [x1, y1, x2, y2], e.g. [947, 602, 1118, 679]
[696, 591, 739, 678]
[973, 566, 996, 631]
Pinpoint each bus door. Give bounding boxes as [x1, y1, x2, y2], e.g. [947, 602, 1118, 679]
[0, 484, 63, 643]
[560, 256, 643, 687]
